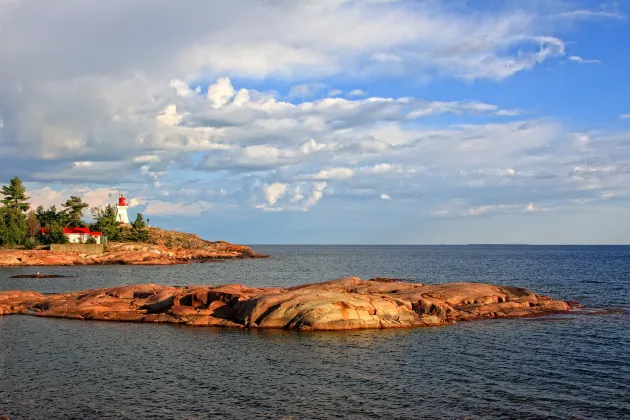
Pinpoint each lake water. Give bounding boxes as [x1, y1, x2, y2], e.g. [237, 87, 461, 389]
[1, 245, 629, 419]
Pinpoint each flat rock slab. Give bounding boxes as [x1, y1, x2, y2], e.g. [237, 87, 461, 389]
[0, 277, 578, 330]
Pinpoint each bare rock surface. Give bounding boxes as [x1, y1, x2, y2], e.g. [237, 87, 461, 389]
[0, 277, 576, 330]
[0, 241, 266, 267]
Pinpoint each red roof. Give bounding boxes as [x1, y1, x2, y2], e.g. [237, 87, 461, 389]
[41, 227, 102, 236]
[63, 227, 90, 234]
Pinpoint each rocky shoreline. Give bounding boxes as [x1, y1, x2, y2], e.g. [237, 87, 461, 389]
[0, 241, 267, 266]
[0, 277, 579, 330]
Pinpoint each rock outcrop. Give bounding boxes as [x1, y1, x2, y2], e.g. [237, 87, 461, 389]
[0, 277, 577, 330]
[0, 241, 266, 267]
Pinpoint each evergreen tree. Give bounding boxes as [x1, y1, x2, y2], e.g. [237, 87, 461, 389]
[91, 205, 120, 241]
[62, 196, 89, 227]
[132, 213, 146, 230]
[0, 206, 27, 247]
[39, 220, 69, 245]
[36, 205, 69, 228]
[131, 213, 149, 242]
[1, 177, 30, 212]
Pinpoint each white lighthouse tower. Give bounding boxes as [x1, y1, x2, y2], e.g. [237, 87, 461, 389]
[116, 192, 130, 225]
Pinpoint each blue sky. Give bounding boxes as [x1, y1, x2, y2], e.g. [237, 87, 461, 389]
[0, 0, 629, 244]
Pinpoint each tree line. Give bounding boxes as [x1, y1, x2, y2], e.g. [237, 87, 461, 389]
[0, 177, 150, 249]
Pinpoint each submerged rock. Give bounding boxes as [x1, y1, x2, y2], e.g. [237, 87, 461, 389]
[0, 277, 575, 330]
[9, 274, 73, 279]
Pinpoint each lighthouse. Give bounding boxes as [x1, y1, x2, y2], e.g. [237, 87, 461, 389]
[116, 193, 130, 225]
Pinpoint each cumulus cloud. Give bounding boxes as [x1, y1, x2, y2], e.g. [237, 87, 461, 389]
[254, 181, 327, 212]
[380, 193, 391, 200]
[207, 77, 236, 108]
[262, 182, 287, 206]
[0, 0, 627, 230]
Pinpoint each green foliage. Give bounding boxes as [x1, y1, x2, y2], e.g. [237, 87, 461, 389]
[35, 205, 69, 228]
[38, 221, 69, 245]
[0, 206, 27, 247]
[24, 237, 39, 250]
[1, 177, 30, 212]
[62, 196, 89, 227]
[132, 213, 146, 230]
[130, 213, 149, 242]
[0, 176, 151, 247]
[90, 205, 121, 241]
[86, 236, 98, 244]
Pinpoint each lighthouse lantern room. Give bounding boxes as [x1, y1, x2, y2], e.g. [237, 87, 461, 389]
[116, 193, 130, 225]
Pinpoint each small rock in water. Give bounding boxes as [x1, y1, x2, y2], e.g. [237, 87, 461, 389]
[9, 274, 72, 279]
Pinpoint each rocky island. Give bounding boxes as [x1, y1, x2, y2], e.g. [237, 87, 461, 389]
[0, 227, 266, 266]
[0, 277, 578, 330]
[0, 177, 266, 266]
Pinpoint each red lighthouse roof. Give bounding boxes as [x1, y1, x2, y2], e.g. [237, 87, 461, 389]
[118, 195, 127, 206]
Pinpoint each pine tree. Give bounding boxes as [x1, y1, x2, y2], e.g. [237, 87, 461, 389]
[1, 177, 30, 212]
[39, 220, 69, 245]
[0, 206, 27, 247]
[91, 205, 120, 241]
[62, 196, 89, 227]
[36, 205, 69, 228]
[131, 213, 149, 242]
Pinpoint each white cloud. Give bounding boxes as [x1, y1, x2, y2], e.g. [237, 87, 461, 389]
[303, 167, 355, 180]
[0, 0, 626, 239]
[133, 155, 161, 163]
[28, 186, 120, 213]
[380, 193, 391, 200]
[157, 105, 184, 126]
[569, 55, 601, 64]
[254, 181, 327, 212]
[289, 83, 326, 98]
[170, 79, 196, 98]
[621, 114, 630, 120]
[348, 89, 367, 97]
[262, 182, 287, 206]
[207, 77, 235, 108]
[552, 6, 624, 21]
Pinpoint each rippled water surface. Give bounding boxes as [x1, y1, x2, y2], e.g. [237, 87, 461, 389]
[1, 245, 629, 419]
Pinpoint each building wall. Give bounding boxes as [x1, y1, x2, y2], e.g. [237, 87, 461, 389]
[50, 243, 104, 254]
[66, 233, 101, 244]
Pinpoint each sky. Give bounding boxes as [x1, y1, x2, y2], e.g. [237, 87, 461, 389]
[0, 0, 629, 244]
